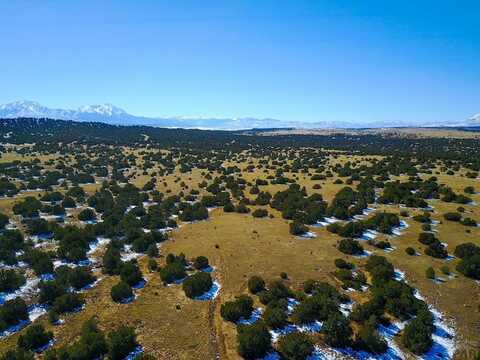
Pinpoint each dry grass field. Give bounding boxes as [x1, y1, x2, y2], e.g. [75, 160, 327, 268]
[255, 128, 480, 139]
[0, 148, 479, 360]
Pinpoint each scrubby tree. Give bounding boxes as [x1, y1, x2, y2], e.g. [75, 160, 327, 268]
[247, 275, 265, 294]
[120, 261, 143, 287]
[0, 269, 26, 293]
[193, 256, 209, 270]
[108, 325, 137, 360]
[278, 332, 314, 360]
[236, 321, 271, 359]
[17, 324, 53, 351]
[221, 295, 254, 322]
[0, 348, 34, 360]
[111, 281, 134, 303]
[263, 303, 288, 329]
[322, 313, 353, 347]
[182, 272, 213, 298]
[338, 238, 364, 255]
[402, 310, 434, 354]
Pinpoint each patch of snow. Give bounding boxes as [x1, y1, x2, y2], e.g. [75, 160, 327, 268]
[394, 269, 406, 281]
[194, 280, 221, 301]
[419, 308, 456, 359]
[33, 338, 55, 353]
[132, 279, 147, 290]
[237, 308, 263, 325]
[339, 300, 355, 317]
[354, 250, 372, 259]
[270, 321, 323, 343]
[28, 303, 48, 322]
[124, 346, 143, 360]
[298, 231, 317, 239]
[87, 237, 111, 255]
[0, 277, 40, 304]
[359, 229, 379, 241]
[316, 217, 341, 227]
[287, 297, 300, 314]
[121, 245, 143, 262]
[201, 265, 215, 273]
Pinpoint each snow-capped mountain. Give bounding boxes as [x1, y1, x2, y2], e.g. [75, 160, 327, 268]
[78, 104, 127, 116]
[0, 100, 289, 129]
[0, 101, 132, 124]
[0, 100, 68, 119]
[0, 100, 478, 130]
[467, 113, 480, 125]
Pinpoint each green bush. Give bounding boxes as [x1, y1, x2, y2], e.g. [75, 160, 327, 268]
[0, 348, 34, 360]
[108, 325, 137, 360]
[146, 244, 159, 258]
[322, 313, 352, 347]
[258, 280, 292, 305]
[425, 242, 448, 259]
[289, 221, 308, 235]
[440, 265, 450, 275]
[356, 325, 388, 354]
[454, 243, 480, 259]
[111, 281, 134, 303]
[292, 294, 339, 324]
[102, 245, 123, 275]
[425, 267, 435, 279]
[402, 310, 434, 354]
[221, 295, 253, 322]
[223, 202, 235, 212]
[17, 324, 53, 351]
[0, 269, 26, 293]
[263, 304, 288, 329]
[405, 247, 416, 256]
[62, 266, 96, 290]
[0, 298, 29, 331]
[349, 298, 384, 324]
[78, 208, 96, 221]
[52, 293, 84, 314]
[461, 217, 477, 227]
[418, 232, 437, 245]
[334, 258, 353, 269]
[120, 261, 143, 286]
[252, 209, 268, 218]
[247, 276, 265, 294]
[236, 321, 271, 359]
[159, 261, 186, 283]
[278, 332, 314, 360]
[443, 212, 461, 222]
[147, 258, 157, 271]
[48, 310, 59, 325]
[39, 280, 66, 305]
[46, 317, 107, 359]
[182, 272, 213, 298]
[0, 213, 9, 229]
[365, 255, 394, 283]
[338, 238, 364, 255]
[303, 279, 316, 294]
[193, 256, 209, 270]
[456, 255, 480, 280]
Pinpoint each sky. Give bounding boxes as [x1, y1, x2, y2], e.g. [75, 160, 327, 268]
[1, 0, 479, 124]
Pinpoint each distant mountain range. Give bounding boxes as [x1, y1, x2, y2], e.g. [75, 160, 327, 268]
[0, 100, 478, 130]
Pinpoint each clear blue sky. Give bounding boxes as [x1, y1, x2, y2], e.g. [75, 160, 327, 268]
[1, 0, 479, 124]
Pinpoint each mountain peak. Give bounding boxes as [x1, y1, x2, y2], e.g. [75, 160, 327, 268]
[469, 113, 480, 123]
[78, 104, 126, 116]
[0, 100, 479, 130]
[0, 100, 49, 117]
[0, 100, 129, 122]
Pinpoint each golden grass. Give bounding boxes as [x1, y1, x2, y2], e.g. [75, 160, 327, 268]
[0, 150, 479, 359]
